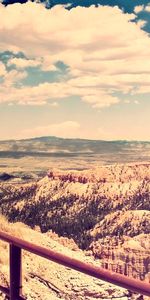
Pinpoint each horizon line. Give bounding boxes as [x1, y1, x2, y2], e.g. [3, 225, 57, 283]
[0, 135, 150, 143]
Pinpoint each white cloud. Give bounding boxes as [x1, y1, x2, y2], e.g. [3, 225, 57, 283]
[136, 19, 147, 28]
[7, 56, 57, 71]
[40, 56, 58, 71]
[3, 69, 27, 88]
[134, 5, 144, 14]
[145, 4, 150, 12]
[7, 57, 41, 69]
[134, 4, 150, 13]
[0, 3, 150, 108]
[0, 62, 6, 76]
[82, 94, 119, 108]
[0, 79, 120, 108]
[18, 121, 81, 139]
[49, 102, 59, 107]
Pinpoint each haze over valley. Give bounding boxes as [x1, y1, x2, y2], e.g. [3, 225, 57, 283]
[0, 137, 150, 180]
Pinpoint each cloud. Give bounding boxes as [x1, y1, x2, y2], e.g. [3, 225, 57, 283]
[18, 121, 81, 139]
[1, 1, 150, 15]
[134, 4, 150, 14]
[7, 57, 41, 69]
[0, 61, 6, 76]
[82, 94, 119, 108]
[7, 56, 58, 71]
[145, 4, 150, 12]
[2, 69, 27, 88]
[136, 19, 147, 28]
[134, 5, 144, 14]
[0, 78, 120, 107]
[49, 101, 59, 107]
[0, 3, 150, 108]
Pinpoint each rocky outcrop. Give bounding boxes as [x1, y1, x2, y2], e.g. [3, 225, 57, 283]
[0, 173, 14, 181]
[89, 210, 150, 239]
[89, 236, 150, 281]
[47, 163, 150, 184]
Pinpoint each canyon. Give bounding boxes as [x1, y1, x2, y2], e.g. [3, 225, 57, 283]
[0, 163, 149, 299]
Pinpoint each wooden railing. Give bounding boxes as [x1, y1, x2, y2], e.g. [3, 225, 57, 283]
[0, 231, 150, 300]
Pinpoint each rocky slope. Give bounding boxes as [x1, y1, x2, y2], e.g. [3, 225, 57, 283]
[89, 234, 150, 282]
[0, 163, 149, 286]
[0, 216, 136, 300]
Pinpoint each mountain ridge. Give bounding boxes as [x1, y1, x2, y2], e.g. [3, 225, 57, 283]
[0, 136, 150, 164]
[0, 136, 150, 143]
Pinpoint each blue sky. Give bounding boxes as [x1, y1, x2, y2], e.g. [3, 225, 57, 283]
[0, 1, 150, 140]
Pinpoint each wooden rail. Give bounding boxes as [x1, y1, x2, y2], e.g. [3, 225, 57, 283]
[0, 231, 150, 299]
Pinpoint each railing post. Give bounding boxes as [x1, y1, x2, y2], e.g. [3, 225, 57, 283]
[9, 244, 22, 300]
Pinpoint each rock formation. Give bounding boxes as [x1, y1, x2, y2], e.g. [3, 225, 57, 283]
[0, 163, 149, 299]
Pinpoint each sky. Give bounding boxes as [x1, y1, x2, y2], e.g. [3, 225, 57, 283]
[0, 0, 150, 141]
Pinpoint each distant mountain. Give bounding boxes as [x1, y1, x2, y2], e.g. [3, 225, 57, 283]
[0, 135, 150, 153]
[0, 136, 150, 163]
